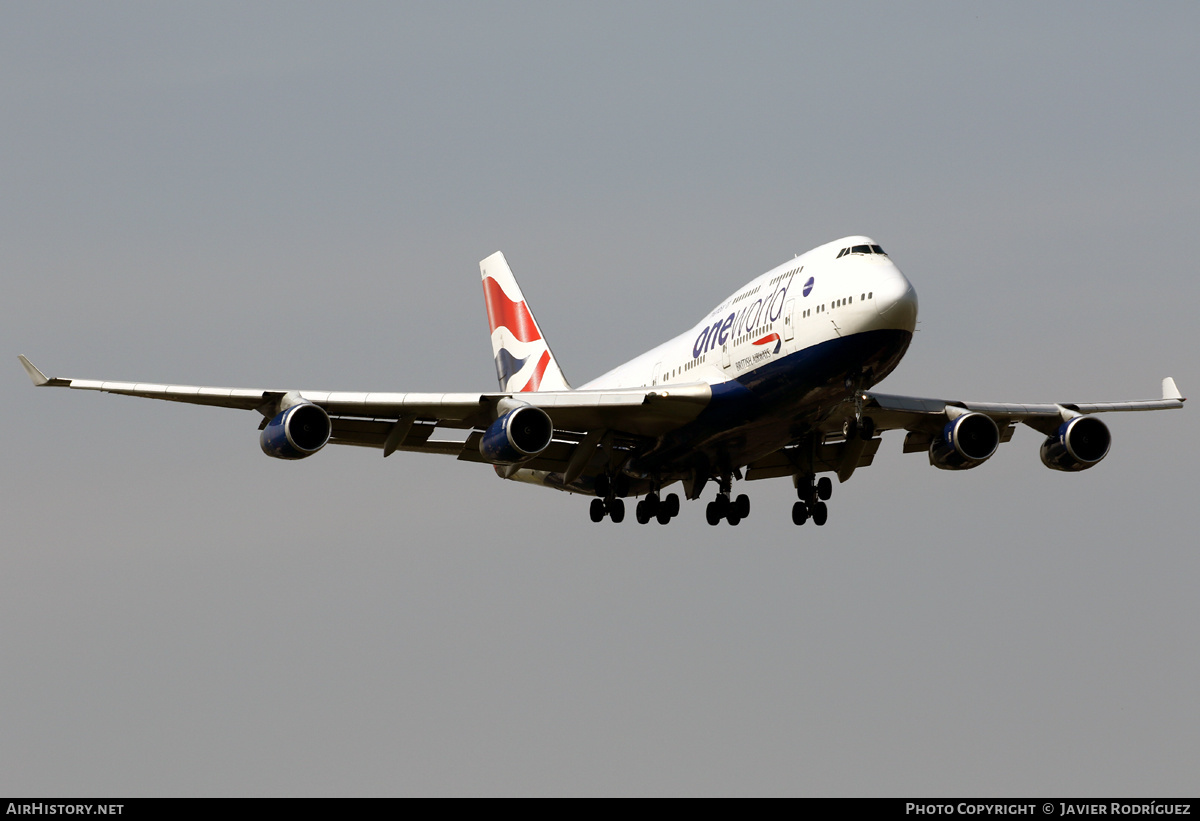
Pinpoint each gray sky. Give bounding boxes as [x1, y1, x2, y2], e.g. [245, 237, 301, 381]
[3, 2, 1197, 796]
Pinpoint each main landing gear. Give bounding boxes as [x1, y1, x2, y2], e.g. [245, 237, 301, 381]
[636, 491, 680, 525]
[589, 496, 625, 523]
[705, 492, 751, 526]
[590, 472, 631, 523]
[705, 475, 750, 526]
[590, 491, 680, 524]
[792, 475, 831, 526]
[585, 472, 833, 527]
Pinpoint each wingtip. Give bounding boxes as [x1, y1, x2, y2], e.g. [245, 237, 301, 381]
[1162, 376, 1184, 402]
[17, 354, 49, 386]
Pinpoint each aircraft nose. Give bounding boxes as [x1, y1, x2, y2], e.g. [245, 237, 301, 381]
[874, 266, 918, 331]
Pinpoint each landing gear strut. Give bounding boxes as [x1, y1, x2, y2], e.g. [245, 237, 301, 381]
[792, 474, 830, 526]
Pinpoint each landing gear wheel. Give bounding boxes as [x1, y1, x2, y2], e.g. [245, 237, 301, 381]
[734, 494, 750, 519]
[727, 511, 742, 526]
[705, 501, 722, 526]
[608, 497, 625, 523]
[635, 499, 652, 524]
[792, 501, 809, 525]
[656, 506, 672, 525]
[817, 477, 833, 501]
[590, 498, 605, 523]
[663, 493, 680, 518]
[812, 501, 828, 526]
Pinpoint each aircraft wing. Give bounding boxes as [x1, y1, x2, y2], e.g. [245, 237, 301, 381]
[861, 376, 1185, 438]
[745, 377, 1184, 484]
[17, 355, 711, 467]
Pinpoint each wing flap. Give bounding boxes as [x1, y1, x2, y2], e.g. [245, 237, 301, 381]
[745, 438, 881, 481]
[456, 432, 575, 472]
[328, 417, 464, 456]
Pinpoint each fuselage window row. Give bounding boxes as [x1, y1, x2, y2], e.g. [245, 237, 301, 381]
[802, 292, 872, 320]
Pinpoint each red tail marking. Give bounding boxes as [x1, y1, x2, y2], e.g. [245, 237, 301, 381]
[519, 350, 552, 392]
[483, 277, 541, 343]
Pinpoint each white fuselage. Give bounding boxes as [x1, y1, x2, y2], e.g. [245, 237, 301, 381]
[580, 236, 918, 393]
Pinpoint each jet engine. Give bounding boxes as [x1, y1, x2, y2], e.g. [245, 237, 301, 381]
[929, 412, 1000, 470]
[479, 405, 554, 464]
[259, 402, 332, 460]
[1040, 416, 1110, 472]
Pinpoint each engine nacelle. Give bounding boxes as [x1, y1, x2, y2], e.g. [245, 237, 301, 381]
[259, 403, 332, 460]
[929, 412, 1000, 470]
[1040, 416, 1110, 472]
[479, 405, 554, 464]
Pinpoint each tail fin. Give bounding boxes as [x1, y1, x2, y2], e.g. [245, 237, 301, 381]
[479, 252, 571, 392]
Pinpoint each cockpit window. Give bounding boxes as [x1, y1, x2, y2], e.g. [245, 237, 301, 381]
[837, 244, 888, 258]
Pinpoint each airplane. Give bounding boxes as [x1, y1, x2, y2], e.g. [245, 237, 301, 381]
[18, 236, 1185, 527]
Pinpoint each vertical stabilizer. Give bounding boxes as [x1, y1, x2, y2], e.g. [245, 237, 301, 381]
[479, 252, 571, 392]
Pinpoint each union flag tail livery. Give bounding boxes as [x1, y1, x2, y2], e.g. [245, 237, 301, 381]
[479, 251, 571, 393]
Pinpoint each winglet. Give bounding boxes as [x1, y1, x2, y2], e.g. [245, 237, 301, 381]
[18, 355, 50, 386]
[1162, 377, 1184, 402]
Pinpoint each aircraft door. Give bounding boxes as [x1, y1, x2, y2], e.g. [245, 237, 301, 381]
[784, 299, 795, 342]
[652, 361, 663, 386]
[721, 343, 731, 369]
